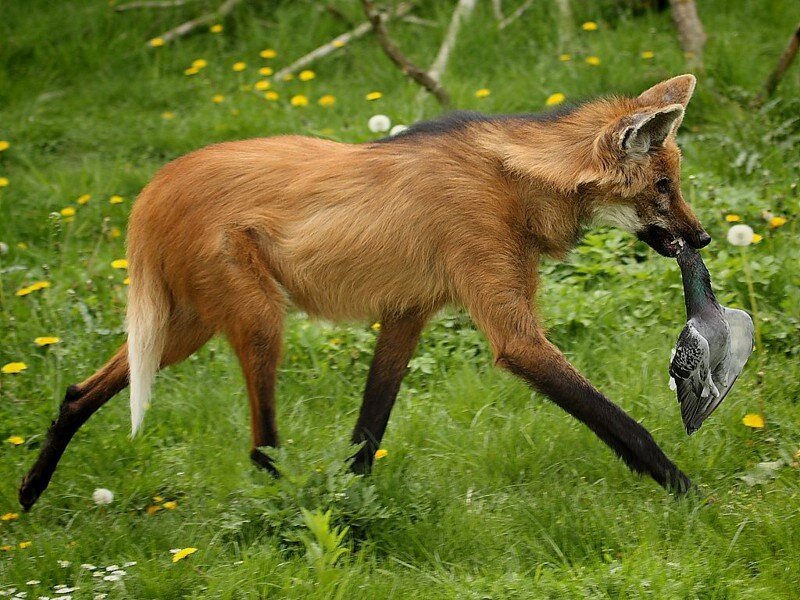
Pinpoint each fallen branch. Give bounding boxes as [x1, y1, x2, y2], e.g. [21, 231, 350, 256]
[760, 23, 800, 100]
[426, 0, 476, 83]
[491, 0, 503, 21]
[498, 0, 534, 30]
[363, 0, 451, 107]
[115, 0, 199, 11]
[148, 0, 242, 46]
[271, 2, 412, 83]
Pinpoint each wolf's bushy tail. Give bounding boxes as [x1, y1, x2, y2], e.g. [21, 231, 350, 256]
[126, 259, 169, 436]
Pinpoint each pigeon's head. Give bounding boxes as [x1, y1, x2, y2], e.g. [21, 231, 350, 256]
[589, 74, 711, 258]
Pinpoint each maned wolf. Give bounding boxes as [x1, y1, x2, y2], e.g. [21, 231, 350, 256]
[20, 74, 710, 509]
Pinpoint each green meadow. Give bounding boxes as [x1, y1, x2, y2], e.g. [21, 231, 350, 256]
[1, 0, 799, 597]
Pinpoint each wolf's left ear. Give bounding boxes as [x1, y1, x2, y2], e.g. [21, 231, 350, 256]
[637, 74, 696, 108]
[620, 104, 684, 156]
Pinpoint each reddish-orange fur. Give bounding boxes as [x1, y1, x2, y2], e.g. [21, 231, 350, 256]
[20, 75, 708, 509]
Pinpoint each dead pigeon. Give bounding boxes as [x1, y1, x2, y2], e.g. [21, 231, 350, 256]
[669, 242, 755, 434]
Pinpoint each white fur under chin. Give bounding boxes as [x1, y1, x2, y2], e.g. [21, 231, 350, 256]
[592, 204, 642, 233]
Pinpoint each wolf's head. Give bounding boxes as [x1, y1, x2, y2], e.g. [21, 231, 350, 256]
[589, 74, 709, 256]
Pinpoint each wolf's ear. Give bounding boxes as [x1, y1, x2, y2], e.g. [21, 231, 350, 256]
[637, 74, 696, 108]
[619, 104, 684, 156]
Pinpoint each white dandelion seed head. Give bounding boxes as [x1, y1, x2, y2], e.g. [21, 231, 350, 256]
[56, 560, 71, 568]
[80, 564, 96, 571]
[0, 242, 8, 255]
[25, 581, 40, 586]
[727, 224, 754, 246]
[368, 114, 391, 133]
[92, 488, 114, 506]
[389, 124, 408, 136]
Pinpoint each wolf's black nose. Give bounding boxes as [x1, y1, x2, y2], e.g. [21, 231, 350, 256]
[690, 230, 711, 249]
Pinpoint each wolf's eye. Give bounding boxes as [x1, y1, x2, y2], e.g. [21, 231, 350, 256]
[655, 178, 671, 195]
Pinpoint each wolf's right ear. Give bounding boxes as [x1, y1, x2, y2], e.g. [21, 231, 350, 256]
[618, 104, 685, 156]
[637, 74, 696, 108]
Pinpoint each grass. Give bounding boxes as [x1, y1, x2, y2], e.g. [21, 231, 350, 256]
[1, 0, 799, 597]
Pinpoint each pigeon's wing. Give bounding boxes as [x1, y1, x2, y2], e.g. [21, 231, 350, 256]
[723, 307, 755, 373]
[695, 308, 756, 426]
[669, 321, 713, 434]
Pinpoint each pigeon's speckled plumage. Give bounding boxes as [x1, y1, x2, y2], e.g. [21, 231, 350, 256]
[669, 243, 754, 434]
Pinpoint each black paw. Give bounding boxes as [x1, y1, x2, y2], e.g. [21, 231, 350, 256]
[349, 448, 373, 476]
[19, 472, 45, 511]
[250, 448, 279, 477]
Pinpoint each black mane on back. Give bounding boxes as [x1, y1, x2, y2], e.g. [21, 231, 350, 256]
[374, 105, 580, 144]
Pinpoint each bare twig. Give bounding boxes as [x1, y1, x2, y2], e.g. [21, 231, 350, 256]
[401, 15, 437, 28]
[363, 0, 451, 107]
[491, 0, 503, 21]
[271, 3, 412, 83]
[760, 23, 800, 100]
[148, 0, 242, 46]
[115, 0, 198, 11]
[668, 0, 707, 68]
[498, 0, 534, 30]
[426, 0, 476, 83]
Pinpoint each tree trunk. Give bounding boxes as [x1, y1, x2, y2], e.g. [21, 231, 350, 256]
[669, 0, 706, 68]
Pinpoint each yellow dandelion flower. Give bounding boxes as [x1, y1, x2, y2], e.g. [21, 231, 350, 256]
[212, 94, 225, 104]
[581, 21, 598, 31]
[0, 141, 9, 151]
[109, 195, 124, 204]
[742, 413, 765, 429]
[0, 177, 9, 187]
[332, 39, 346, 48]
[298, 69, 315, 81]
[111, 258, 128, 269]
[260, 49, 277, 59]
[184, 66, 200, 76]
[7, 434, 26, 444]
[546, 92, 566, 106]
[29, 281, 51, 291]
[0, 545, 12, 552]
[3, 364, 27, 376]
[76, 194, 91, 205]
[153, 496, 164, 502]
[258, 66, 273, 76]
[161, 112, 175, 121]
[60, 206, 76, 217]
[16, 286, 32, 296]
[123, 276, 131, 285]
[146, 505, 162, 515]
[769, 216, 787, 228]
[559, 53, 572, 61]
[264, 91, 279, 101]
[172, 547, 198, 563]
[475, 88, 491, 98]
[209, 23, 223, 33]
[366, 91, 383, 101]
[374, 448, 388, 460]
[149, 37, 165, 48]
[34, 336, 61, 346]
[318, 94, 336, 107]
[641, 50, 655, 59]
[232, 61, 246, 72]
[585, 56, 601, 66]
[1, 512, 19, 521]
[254, 80, 271, 91]
[192, 59, 208, 69]
[110, 226, 122, 238]
[290, 94, 309, 107]
[163, 501, 178, 510]
[19, 541, 32, 549]
[752, 233, 763, 244]
[725, 214, 741, 222]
